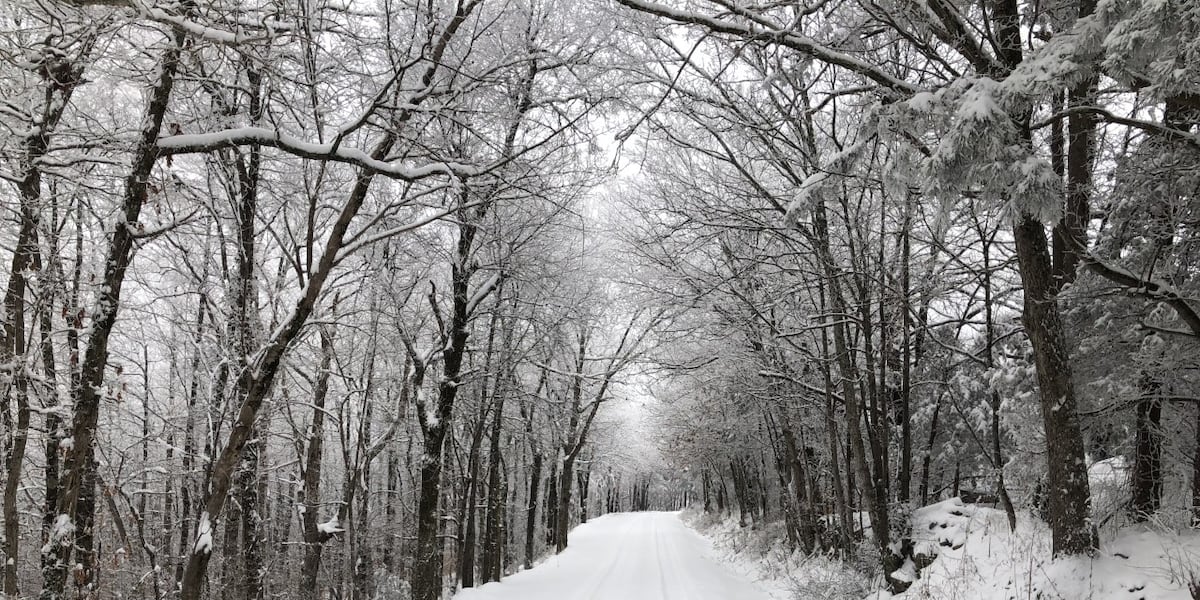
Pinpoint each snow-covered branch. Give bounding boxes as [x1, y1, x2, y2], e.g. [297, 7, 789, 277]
[156, 128, 483, 181]
[613, 0, 923, 97]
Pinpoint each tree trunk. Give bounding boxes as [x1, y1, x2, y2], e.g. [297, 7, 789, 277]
[555, 456, 574, 553]
[476, 294, 506, 585]
[1012, 215, 1095, 556]
[545, 459, 558, 547]
[2, 374, 30, 598]
[234, 62, 266, 600]
[412, 201, 490, 600]
[236, 441, 264, 600]
[1130, 374, 1163, 521]
[730, 458, 750, 527]
[524, 451, 543, 569]
[817, 296, 852, 550]
[413, 427, 449, 600]
[460, 415, 485, 588]
[782, 423, 816, 552]
[918, 396, 941, 506]
[813, 200, 892, 575]
[40, 291, 63, 581]
[992, 390, 1018, 532]
[576, 465, 590, 525]
[980, 224, 1017, 532]
[3, 36, 85, 599]
[999, 0, 1095, 557]
[482, 400, 508, 583]
[299, 328, 335, 600]
[898, 193, 914, 505]
[2, 168, 40, 598]
[1192, 402, 1200, 527]
[42, 31, 184, 599]
[176, 296, 207, 584]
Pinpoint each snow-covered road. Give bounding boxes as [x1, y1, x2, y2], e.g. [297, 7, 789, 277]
[454, 512, 771, 600]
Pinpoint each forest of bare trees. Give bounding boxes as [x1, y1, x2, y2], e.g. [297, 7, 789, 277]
[1, 0, 1198, 599]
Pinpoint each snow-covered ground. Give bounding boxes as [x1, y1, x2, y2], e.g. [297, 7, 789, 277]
[453, 511, 772, 600]
[684, 491, 1200, 600]
[894, 497, 1200, 600]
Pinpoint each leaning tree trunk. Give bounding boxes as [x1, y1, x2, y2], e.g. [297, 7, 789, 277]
[42, 30, 184, 600]
[1, 201, 36, 597]
[2, 35, 86, 598]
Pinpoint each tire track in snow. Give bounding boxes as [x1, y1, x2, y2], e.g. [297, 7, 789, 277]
[453, 512, 772, 600]
[579, 514, 637, 600]
[652, 514, 673, 600]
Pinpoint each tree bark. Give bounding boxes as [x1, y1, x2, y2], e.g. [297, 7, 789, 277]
[918, 395, 941, 506]
[898, 192, 913, 505]
[1012, 216, 1095, 556]
[298, 327, 335, 600]
[555, 455, 575, 552]
[545, 459, 558, 547]
[1130, 374, 1163, 520]
[481, 390, 508, 582]
[817, 290, 852, 550]
[980, 219, 1017, 532]
[524, 451, 543, 570]
[460, 413, 486, 588]
[576, 465, 590, 525]
[234, 61, 266, 600]
[176, 296, 207, 584]
[1192, 403, 1200, 527]
[521, 368, 547, 570]
[1, 204, 35, 596]
[411, 193, 495, 600]
[2, 35, 88, 598]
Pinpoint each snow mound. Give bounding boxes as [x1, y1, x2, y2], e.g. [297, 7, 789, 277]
[910, 497, 983, 558]
[893, 497, 1200, 600]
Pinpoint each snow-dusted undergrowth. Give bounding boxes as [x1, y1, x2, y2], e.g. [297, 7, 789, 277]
[681, 508, 872, 600]
[684, 498, 1200, 600]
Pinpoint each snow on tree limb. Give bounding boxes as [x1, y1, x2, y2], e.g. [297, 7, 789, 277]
[613, 0, 923, 97]
[156, 128, 483, 181]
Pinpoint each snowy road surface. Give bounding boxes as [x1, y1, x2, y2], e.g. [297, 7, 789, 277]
[453, 512, 771, 600]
